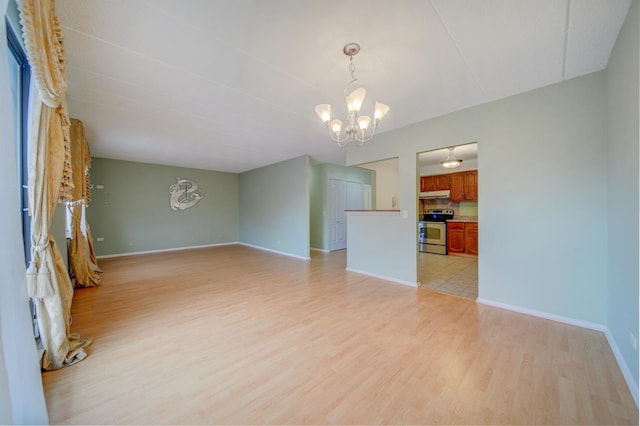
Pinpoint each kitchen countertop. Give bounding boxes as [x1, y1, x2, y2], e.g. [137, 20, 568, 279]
[447, 216, 478, 223]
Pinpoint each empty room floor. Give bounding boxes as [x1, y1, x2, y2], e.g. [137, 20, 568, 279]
[419, 252, 478, 299]
[42, 246, 637, 424]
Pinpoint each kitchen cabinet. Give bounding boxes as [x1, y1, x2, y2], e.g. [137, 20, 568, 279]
[436, 174, 449, 190]
[465, 223, 478, 255]
[420, 176, 436, 192]
[464, 171, 477, 201]
[420, 174, 450, 192]
[450, 170, 477, 202]
[447, 221, 478, 256]
[447, 222, 466, 254]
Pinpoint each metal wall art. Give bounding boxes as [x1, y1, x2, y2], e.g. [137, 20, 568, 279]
[169, 177, 203, 210]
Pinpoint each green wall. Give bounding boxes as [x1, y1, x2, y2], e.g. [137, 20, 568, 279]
[239, 155, 310, 259]
[88, 158, 239, 256]
[347, 70, 609, 323]
[606, 0, 639, 396]
[309, 163, 374, 251]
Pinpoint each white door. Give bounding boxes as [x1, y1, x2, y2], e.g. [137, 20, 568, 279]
[363, 184, 372, 210]
[329, 179, 347, 251]
[346, 181, 363, 210]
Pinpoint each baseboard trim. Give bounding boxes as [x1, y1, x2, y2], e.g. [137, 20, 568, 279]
[603, 328, 640, 407]
[310, 247, 330, 253]
[476, 297, 639, 408]
[238, 243, 311, 261]
[345, 267, 418, 288]
[96, 242, 238, 259]
[476, 298, 607, 331]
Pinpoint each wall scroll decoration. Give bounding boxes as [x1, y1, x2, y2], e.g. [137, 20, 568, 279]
[169, 177, 203, 210]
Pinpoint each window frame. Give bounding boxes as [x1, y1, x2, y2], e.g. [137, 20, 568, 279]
[6, 18, 31, 264]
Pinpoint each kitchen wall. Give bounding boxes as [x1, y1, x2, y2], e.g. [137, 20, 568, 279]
[605, 0, 639, 398]
[88, 157, 239, 256]
[310, 163, 373, 251]
[420, 199, 478, 218]
[239, 155, 310, 259]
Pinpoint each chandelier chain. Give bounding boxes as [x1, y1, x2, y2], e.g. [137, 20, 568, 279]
[348, 55, 357, 81]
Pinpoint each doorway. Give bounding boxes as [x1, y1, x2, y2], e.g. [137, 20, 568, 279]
[417, 142, 479, 299]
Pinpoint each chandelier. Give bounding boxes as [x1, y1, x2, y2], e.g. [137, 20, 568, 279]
[315, 43, 390, 147]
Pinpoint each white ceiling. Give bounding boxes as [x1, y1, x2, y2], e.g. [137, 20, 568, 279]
[56, 0, 631, 173]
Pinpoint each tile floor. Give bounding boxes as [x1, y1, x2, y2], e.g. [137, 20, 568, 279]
[418, 252, 478, 299]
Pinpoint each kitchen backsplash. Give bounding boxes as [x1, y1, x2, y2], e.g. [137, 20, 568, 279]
[419, 199, 478, 219]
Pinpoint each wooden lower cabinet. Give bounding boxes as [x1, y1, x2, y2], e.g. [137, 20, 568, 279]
[465, 223, 478, 255]
[447, 222, 466, 254]
[447, 222, 478, 256]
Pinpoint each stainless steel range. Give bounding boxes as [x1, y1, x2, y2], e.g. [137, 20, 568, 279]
[418, 209, 454, 255]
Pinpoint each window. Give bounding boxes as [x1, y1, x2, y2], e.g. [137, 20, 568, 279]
[7, 18, 38, 341]
[7, 19, 30, 262]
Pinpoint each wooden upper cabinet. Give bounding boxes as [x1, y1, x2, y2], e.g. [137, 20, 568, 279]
[450, 173, 465, 201]
[463, 170, 477, 201]
[436, 174, 450, 190]
[420, 176, 437, 192]
[450, 170, 477, 202]
[422, 171, 473, 199]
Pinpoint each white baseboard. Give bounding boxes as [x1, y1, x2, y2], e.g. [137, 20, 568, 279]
[310, 247, 330, 253]
[96, 242, 238, 259]
[345, 267, 418, 288]
[477, 297, 639, 408]
[238, 243, 311, 261]
[603, 328, 639, 407]
[476, 298, 608, 331]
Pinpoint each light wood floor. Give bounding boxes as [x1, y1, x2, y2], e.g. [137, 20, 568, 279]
[43, 245, 638, 424]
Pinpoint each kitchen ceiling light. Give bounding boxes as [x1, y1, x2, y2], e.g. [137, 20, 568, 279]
[441, 147, 463, 169]
[315, 43, 389, 147]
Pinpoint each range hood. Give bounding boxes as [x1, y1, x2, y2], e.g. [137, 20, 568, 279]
[419, 190, 450, 199]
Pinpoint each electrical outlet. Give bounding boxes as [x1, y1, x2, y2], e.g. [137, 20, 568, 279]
[96, 185, 104, 189]
[128, 241, 133, 247]
[630, 332, 637, 351]
[96, 237, 104, 242]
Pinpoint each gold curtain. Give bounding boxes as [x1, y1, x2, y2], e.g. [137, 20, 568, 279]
[18, 0, 91, 370]
[69, 118, 101, 288]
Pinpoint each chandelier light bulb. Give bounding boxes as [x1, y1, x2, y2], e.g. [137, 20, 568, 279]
[347, 88, 366, 113]
[330, 119, 342, 134]
[315, 104, 331, 123]
[358, 116, 371, 131]
[374, 102, 390, 121]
